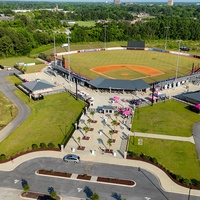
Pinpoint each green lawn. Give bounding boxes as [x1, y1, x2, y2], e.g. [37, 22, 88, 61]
[25, 64, 47, 73]
[128, 136, 200, 180]
[0, 92, 18, 131]
[0, 89, 85, 158]
[0, 56, 42, 68]
[132, 100, 200, 136]
[76, 21, 96, 27]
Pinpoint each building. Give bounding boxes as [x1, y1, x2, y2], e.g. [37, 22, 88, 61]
[114, 0, 121, 4]
[168, 0, 174, 6]
[88, 77, 150, 93]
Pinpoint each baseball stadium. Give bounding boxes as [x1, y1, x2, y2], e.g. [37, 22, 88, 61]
[54, 41, 200, 93]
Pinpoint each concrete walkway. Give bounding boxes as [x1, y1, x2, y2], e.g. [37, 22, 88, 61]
[133, 132, 195, 143]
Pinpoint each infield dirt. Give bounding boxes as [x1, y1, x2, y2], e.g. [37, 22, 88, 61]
[91, 65, 164, 78]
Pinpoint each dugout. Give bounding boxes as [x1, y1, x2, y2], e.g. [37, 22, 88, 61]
[127, 41, 145, 50]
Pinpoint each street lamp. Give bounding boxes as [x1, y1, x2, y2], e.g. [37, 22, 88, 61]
[67, 30, 71, 81]
[175, 40, 182, 82]
[53, 32, 56, 66]
[103, 25, 108, 49]
[164, 27, 170, 51]
[62, 28, 71, 81]
[188, 184, 192, 200]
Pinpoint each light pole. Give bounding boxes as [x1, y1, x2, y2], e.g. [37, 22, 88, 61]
[164, 27, 170, 51]
[103, 25, 108, 49]
[67, 31, 71, 81]
[53, 32, 56, 66]
[175, 40, 182, 82]
[188, 185, 192, 200]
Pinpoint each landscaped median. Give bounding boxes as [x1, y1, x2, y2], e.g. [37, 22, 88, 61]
[21, 192, 61, 200]
[36, 169, 136, 187]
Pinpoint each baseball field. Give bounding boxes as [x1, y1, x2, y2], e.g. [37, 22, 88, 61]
[63, 50, 200, 83]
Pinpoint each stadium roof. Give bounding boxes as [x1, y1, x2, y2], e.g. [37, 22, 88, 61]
[22, 79, 55, 92]
[88, 77, 150, 90]
[182, 91, 200, 103]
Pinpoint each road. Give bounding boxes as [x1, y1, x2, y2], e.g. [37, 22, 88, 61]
[0, 158, 198, 200]
[0, 70, 30, 142]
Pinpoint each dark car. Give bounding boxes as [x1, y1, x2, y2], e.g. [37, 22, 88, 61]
[180, 46, 190, 52]
[63, 154, 80, 163]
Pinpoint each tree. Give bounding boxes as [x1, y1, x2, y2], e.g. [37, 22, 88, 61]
[83, 126, 90, 137]
[107, 139, 112, 151]
[91, 192, 99, 200]
[87, 118, 92, 128]
[90, 111, 95, 121]
[111, 120, 118, 132]
[109, 130, 113, 140]
[23, 184, 30, 193]
[77, 136, 81, 147]
[50, 190, 57, 199]
[114, 112, 119, 122]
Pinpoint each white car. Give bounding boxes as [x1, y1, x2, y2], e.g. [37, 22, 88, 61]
[87, 97, 94, 103]
[63, 154, 80, 163]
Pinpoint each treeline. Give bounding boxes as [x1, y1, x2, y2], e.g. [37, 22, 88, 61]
[0, 3, 200, 58]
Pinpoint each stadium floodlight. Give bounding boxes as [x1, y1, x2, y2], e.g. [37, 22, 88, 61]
[164, 27, 170, 51]
[175, 40, 183, 82]
[103, 24, 108, 49]
[61, 28, 71, 82]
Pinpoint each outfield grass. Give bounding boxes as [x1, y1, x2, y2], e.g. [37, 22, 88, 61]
[0, 88, 85, 158]
[128, 136, 200, 180]
[132, 100, 200, 137]
[0, 92, 18, 131]
[66, 50, 199, 83]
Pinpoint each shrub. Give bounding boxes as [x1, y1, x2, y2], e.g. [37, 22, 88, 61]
[50, 191, 57, 199]
[23, 184, 30, 193]
[127, 151, 138, 158]
[0, 154, 6, 161]
[140, 153, 150, 160]
[40, 142, 46, 148]
[191, 179, 200, 187]
[32, 144, 38, 150]
[179, 178, 190, 186]
[149, 157, 158, 164]
[91, 192, 99, 200]
[48, 142, 55, 148]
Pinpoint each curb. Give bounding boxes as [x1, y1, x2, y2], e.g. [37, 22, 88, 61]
[35, 170, 136, 187]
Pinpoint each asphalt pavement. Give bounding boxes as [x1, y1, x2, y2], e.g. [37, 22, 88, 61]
[0, 70, 30, 142]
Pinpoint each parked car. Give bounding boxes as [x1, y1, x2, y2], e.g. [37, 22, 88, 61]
[180, 46, 190, 52]
[86, 97, 94, 102]
[63, 154, 80, 163]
